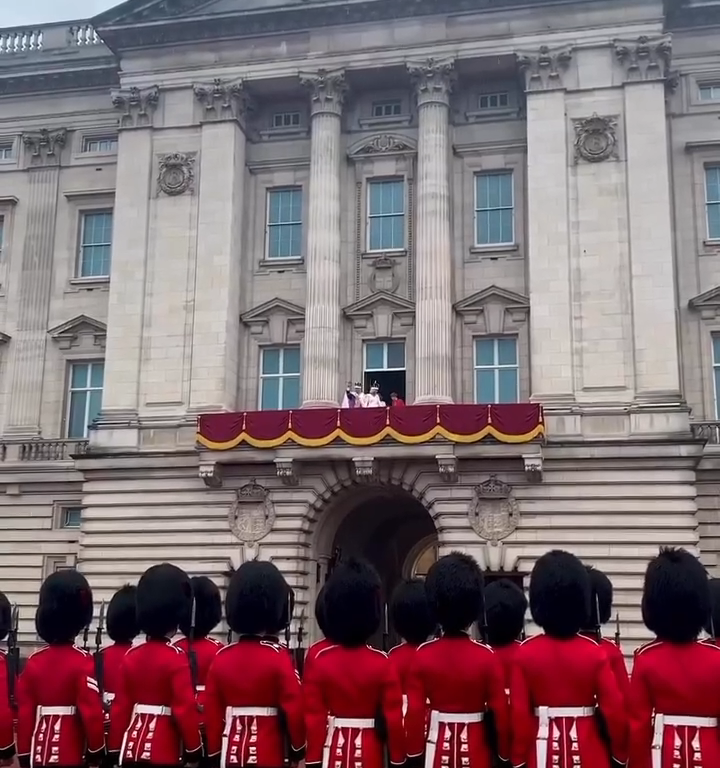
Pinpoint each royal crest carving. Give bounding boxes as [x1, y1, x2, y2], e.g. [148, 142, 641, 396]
[614, 35, 672, 82]
[468, 476, 520, 544]
[517, 45, 573, 92]
[193, 78, 251, 121]
[111, 86, 160, 128]
[573, 114, 618, 164]
[157, 152, 195, 197]
[368, 256, 400, 293]
[23, 128, 66, 161]
[229, 482, 275, 559]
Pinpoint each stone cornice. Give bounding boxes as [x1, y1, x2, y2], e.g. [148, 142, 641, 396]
[0, 64, 118, 98]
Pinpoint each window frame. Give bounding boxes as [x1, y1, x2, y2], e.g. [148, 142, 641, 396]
[705, 165, 720, 242]
[699, 84, 720, 102]
[473, 171, 515, 247]
[265, 186, 304, 261]
[0, 143, 14, 161]
[478, 92, 509, 110]
[363, 340, 406, 372]
[271, 112, 301, 129]
[81, 135, 118, 154]
[366, 177, 406, 253]
[65, 360, 105, 439]
[713, 334, 720, 419]
[258, 345, 301, 410]
[473, 336, 519, 404]
[371, 100, 403, 118]
[77, 209, 113, 279]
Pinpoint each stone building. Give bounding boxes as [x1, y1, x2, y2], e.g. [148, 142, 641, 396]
[0, 0, 718, 652]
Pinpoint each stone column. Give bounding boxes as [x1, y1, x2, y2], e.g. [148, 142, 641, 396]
[408, 59, 454, 405]
[299, 70, 346, 408]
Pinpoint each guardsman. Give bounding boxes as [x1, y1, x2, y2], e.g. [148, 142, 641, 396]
[509, 550, 626, 768]
[204, 560, 305, 768]
[101, 585, 139, 718]
[304, 557, 405, 768]
[388, 578, 435, 717]
[108, 563, 203, 768]
[628, 547, 720, 768]
[16, 570, 105, 768]
[582, 566, 630, 704]
[405, 552, 509, 768]
[484, 577, 527, 694]
[304, 584, 334, 675]
[0, 591, 15, 765]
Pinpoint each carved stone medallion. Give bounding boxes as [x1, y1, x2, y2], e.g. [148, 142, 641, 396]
[468, 476, 519, 545]
[229, 482, 275, 560]
[573, 114, 617, 164]
[157, 152, 195, 196]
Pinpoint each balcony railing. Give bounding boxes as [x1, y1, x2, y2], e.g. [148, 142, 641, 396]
[0, 21, 103, 57]
[691, 421, 720, 445]
[0, 439, 89, 462]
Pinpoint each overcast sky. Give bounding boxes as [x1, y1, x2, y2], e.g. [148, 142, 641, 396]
[4, 0, 118, 27]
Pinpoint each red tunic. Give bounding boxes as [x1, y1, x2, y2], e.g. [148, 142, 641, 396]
[304, 638, 335, 676]
[16, 644, 105, 768]
[101, 642, 132, 702]
[173, 636, 223, 725]
[0, 651, 15, 760]
[628, 639, 720, 768]
[600, 638, 630, 706]
[204, 637, 304, 768]
[108, 638, 202, 766]
[489, 640, 521, 695]
[405, 634, 509, 768]
[509, 633, 626, 768]
[304, 644, 405, 768]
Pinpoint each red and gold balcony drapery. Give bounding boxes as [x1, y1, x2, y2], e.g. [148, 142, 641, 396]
[197, 404, 544, 450]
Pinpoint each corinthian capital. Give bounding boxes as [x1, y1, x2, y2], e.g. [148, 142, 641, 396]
[193, 78, 252, 121]
[517, 45, 573, 92]
[407, 58, 454, 107]
[111, 86, 160, 128]
[614, 35, 672, 82]
[300, 69, 347, 117]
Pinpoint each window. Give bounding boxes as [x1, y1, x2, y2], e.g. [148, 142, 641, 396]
[0, 143, 13, 160]
[82, 135, 118, 153]
[474, 172, 514, 246]
[66, 361, 104, 438]
[713, 335, 720, 418]
[260, 346, 300, 410]
[365, 340, 406, 371]
[266, 188, 303, 260]
[62, 507, 82, 529]
[367, 179, 405, 251]
[479, 92, 509, 110]
[271, 112, 301, 129]
[700, 84, 720, 101]
[372, 100, 402, 118]
[78, 210, 113, 277]
[474, 337, 519, 404]
[706, 167, 720, 241]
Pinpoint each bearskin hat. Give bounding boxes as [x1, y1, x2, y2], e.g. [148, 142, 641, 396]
[484, 579, 527, 647]
[35, 569, 93, 644]
[705, 578, 720, 638]
[179, 576, 222, 638]
[642, 547, 709, 643]
[315, 583, 329, 637]
[583, 566, 613, 631]
[425, 552, 484, 634]
[107, 585, 139, 644]
[323, 557, 382, 646]
[136, 563, 192, 639]
[0, 591, 11, 642]
[226, 560, 288, 636]
[390, 579, 436, 645]
[530, 550, 590, 638]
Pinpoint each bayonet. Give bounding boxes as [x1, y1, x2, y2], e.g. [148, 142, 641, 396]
[614, 612, 621, 648]
[7, 604, 19, 710]
[187, 596, 199, 694]
[94, 601, 106, 711]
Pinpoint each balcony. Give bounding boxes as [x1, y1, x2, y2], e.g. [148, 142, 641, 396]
[0, 21, 103, 57]
[692, 421, 720, 445]
[0, 439, 88, 463]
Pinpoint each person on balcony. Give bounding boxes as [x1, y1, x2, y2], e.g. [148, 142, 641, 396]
[390, 392, 405, 407]
[341, 382, 365, 408]
[363, 383, 385, 408]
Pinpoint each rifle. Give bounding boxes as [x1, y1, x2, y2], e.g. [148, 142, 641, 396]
[284, 591, 292, 650]
[595, 595, 603, 643]
[295, 612, 305, 679]
[94, 601, 106, 710]
[187, 596, 199, 693]
[82, 620, 90, 652]
[6, 604, 19, 711]
[226, 624, 233, 645]
[614, 612, 621, 648]
[382, 603, 389, 652]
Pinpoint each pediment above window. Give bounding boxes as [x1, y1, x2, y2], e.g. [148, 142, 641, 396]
[241, 297, 305, 344]
[48, 315, 107, 351]
[454, 285, 529, 334]
[347, 134, 417, 161]
[343, 290, 415, 336]
[0, 332, 10, 346]
[689, 286, 720, 320]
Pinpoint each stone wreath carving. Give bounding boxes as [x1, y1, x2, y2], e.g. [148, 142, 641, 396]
[157, 152, 195, 196]
[468, 475, 520, 544]
[355, 134, 415, 155]
[573, 114, 618, 164]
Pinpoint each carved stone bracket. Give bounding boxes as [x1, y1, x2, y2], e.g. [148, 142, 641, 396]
[468, 475, 520, 544]
[157, 152, 196, 197]
[573, 114, 618, 164]
[522, 452, 543, 483]
[352, 456, 376, 482]
[614, 35, 672, 82]
[436, 454, 458, 483]
[229, 481, 276, 561]
[407, 58, 455, 107]
[517, 45, 573, 92]
[22, 128, 67, 163]
[111, 86, 160, 128]
[193, 78, 252, 121]
[199, 461, 223, 488]
[274, 458, 299, 486]
[300, 69, 347, 117]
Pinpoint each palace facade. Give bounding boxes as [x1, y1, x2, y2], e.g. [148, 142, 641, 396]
[0, 0, 719, 651]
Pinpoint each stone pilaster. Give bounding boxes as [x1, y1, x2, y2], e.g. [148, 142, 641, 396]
[299, 70, 346, 408]
[408, 58, 454, 405]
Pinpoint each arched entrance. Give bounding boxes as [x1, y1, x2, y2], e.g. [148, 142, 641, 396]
[314, 484, 437, 648]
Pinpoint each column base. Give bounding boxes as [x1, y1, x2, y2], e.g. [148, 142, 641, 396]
[302, 399, 339, 409]
[413, 395, 454, 405]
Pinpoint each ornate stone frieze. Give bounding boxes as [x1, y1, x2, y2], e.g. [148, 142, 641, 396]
[157, 152, 196, 197]
[199, 461, 223, 488]
[229, 481, 276, 560]
[468, 476, 520, 544]
[517, 45, 573, 92]
[300, 69, 347, 117]
[407, 58, 454, 107]
[274, 458, 299, 486]
[193, 78, 251, 121]
[573, 114, 618, 164]
[22, 128, 66, 162]
[350, 134, 416, 157]
[614, 35, 672, 82]
[111, 86, 160, 128]
[352, 456, 376, 482]
[436, 454, 458, 483]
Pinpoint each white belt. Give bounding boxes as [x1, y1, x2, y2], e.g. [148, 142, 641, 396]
[322, 717, 375, 768]
[103, 693, 115, 705]
[134, 704, 172, 716]
[425, 711, 485, 768]
[535, 706, 594, 768]
[38, 706, 76, 717]
[196, 686, 206, 692]
[402, 695, 408, 718]
[220, 707, 279, 768]
[652, 714, 718, 768]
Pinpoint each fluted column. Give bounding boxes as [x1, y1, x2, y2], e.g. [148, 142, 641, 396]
[408, 59, 454, 404]
[299, 70, 346, 408]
